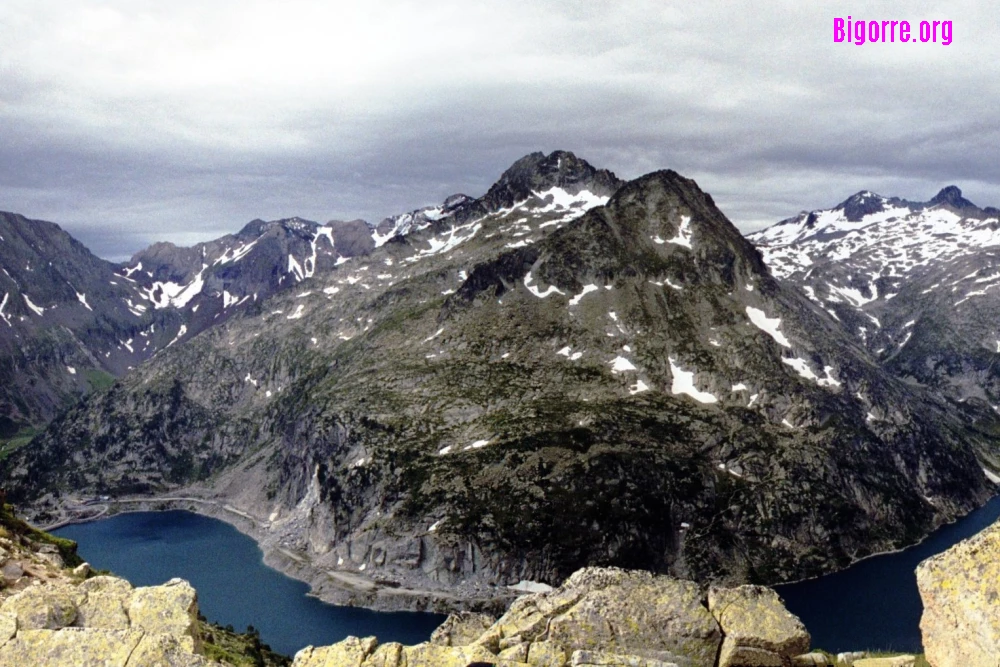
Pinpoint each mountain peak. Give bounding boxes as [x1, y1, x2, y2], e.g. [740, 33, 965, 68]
[929, 185, 976, 209]
[480, 150, 624, 212]
[836, 190, 888, 222]
[237, 217, 318, 239]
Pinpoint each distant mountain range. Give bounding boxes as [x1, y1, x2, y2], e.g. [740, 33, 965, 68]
[749, 185, 1000, 439]
[2, 152, 999, 608]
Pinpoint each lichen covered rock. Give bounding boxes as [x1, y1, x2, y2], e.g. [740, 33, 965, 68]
[0, 627, 144, 667]
[0, 575, 221, 667]
[917, 520, 1000, 667]
[708, 585, 810, 667]
[290, 567, 811, 667]
[853, 657, 915, 667]
[570, 649, 681, 666]
[428, 610, 496, 646]
[0, 583, 83, 630]
[127, 577, 201, 652]
[293, 635, 378, 666]
[76, 575, 132, 630]
[487, 567, 721, 667]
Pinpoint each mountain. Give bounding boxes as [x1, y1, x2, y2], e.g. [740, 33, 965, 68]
[749, 186, 1000, 423]
[0, 210, 377, 441]
[5, 154, 1000, 610]
[0, 211, 165, 439]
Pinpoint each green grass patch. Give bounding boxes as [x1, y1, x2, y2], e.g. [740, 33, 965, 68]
[199, 618, 291, 666]
[0, 503, 83, 568]
[83, 368, 116, 393]
[0, 426, 40, 461]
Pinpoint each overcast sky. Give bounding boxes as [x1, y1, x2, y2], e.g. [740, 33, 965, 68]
[1, 0, 996, 260]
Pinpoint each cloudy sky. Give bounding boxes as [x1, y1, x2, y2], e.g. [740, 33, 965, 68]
[1, 0, 995, 260]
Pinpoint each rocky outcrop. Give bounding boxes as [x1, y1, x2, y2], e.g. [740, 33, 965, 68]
[0, 575, 221, 666]
[290, 566, 814, 667]
[708, 585, 810, 667]
[479, 567, 721, 667]
[917, 519, 1000, 667]
[429, 611, 496, 646]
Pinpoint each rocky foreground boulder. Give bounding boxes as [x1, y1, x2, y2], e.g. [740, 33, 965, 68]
[917, 519, 1000, 667]
[0, 575, 220, 667]
[291, 566, 811, 667]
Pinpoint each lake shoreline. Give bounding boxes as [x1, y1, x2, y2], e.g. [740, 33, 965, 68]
[44, 488, 1000, 592]
[42, 484, 1000, 647]
[44, 493, 513, 616]
[773, 489, 1000, 589]
[52, 509, 449, 658]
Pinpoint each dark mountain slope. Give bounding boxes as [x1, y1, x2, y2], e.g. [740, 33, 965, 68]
[5, 157, 998, 607]
[0, 211, 169, 437]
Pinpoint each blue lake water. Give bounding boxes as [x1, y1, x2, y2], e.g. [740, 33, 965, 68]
[775, 494, 1000, 654]
[54, 510, 445, 658]
[54, 496, 1000, 657]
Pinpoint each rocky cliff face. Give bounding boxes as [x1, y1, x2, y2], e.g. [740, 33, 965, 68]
[0, 209, 373, 442]
[0, 576, 217, 667]
[917, 518, 1000, 667]
[5, 153, 1000, 608]
[749, 188, 1000, 476]
[0, 211, 160, 437]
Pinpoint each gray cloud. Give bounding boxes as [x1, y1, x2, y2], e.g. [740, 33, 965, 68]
[0, 0, 997, 260]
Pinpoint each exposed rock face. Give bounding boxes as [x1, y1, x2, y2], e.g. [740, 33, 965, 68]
[0, 211, 154, 432]
[483, 567, 720, 667]
[428, 610, 496, 646]
[708, 585, 810, 667]
[0, 574, 220, 666]
[291, 567, 812, 667]
[292, 635, 377, 666]
[569, 651, 680, 666]
[917, 519, 1000, 667]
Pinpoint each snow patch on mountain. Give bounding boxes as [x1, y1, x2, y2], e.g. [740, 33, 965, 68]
[782, 356, 818, 382]
[524, 271, 564, 298]
[668, 215, 693, 249]
[569, 284, 598, 306]
[76, 292, 92, 311]
[609, 356, 637, 373]
[668, 357, 718, 403]
[165, 325, 188, 349]
[0, 293, 10, 327]
[23, 294, 45, 316]
[746, 307, 791, 347]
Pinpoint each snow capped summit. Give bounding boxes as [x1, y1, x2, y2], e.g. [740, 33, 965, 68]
[749, 186, 999, 280]
[928, 185, 978, 209]
[750, 184, 1000, 413]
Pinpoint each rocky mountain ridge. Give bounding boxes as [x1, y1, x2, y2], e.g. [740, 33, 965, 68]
[0, 151, 624, 443]
[748, 186, 1000, 437]
[6, 152, 1000, 611]
[0, 211, 155, 437]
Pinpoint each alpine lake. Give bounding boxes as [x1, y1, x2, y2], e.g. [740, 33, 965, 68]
[54, 510, 445, 658]
[55, 495, 1000, 657]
